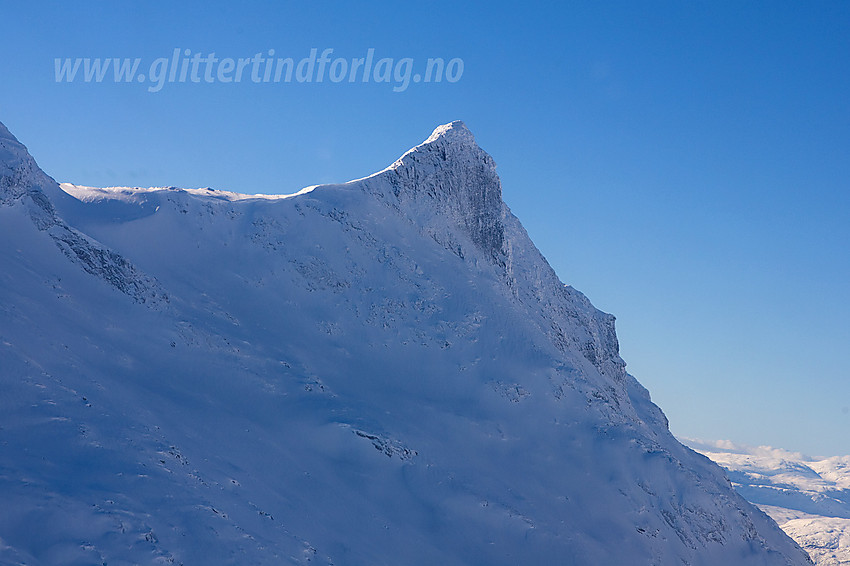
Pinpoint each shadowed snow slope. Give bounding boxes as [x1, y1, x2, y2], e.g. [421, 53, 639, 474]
[0, 120, 811, 565]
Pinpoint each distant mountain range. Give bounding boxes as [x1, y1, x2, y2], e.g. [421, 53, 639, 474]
[686, 439, 850, 565]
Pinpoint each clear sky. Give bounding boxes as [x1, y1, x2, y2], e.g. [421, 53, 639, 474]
[2, 1, 848, 456]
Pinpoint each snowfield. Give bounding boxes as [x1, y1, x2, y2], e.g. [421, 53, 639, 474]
[0, 119, 813, 565]
[686, 439, 850, 565]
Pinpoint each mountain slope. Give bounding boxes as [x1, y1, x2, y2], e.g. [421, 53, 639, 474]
[0, 120, 811, 565]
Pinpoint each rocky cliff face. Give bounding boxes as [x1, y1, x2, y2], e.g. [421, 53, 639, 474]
[0, 120, 812, 565]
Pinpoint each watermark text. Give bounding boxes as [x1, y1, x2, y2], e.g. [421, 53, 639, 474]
[54, 48, 464, 93]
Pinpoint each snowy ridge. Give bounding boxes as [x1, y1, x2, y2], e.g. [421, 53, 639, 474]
[0, 120, 812, 565]
[59, 183, 307, 203]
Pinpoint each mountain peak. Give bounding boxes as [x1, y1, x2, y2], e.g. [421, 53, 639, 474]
[0, 119, 16, 142]
[0, 121, 166, 306]
[0, 120, 55, 221]
[357, 121, 505, 263]
[0, 120, 33, 176]
[422, 120, 475, 146]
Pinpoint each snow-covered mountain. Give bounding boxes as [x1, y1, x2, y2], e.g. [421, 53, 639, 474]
[686, 440, 850, 565]
[0, 119, 812, 565]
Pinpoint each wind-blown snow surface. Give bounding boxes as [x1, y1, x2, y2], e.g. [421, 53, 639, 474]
[686, 440, 850, 565]
[0, 119, 811, 565]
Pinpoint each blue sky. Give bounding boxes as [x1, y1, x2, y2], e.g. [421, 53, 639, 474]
[2, 1, 848, 456]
